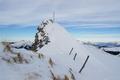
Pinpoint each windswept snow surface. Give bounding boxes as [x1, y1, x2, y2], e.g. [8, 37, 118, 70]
[0, 20, 120, 80]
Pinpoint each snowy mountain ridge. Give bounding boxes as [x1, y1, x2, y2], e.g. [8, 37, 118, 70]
[0, 19, 120, 80]
[82, 42, 120, 55]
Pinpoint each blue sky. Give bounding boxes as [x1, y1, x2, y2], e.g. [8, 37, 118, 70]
[0, 25, 36, 41]
[0, 0, 120, 42]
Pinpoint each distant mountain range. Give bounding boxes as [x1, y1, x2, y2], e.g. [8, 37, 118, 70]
[82, 42, 120, 55]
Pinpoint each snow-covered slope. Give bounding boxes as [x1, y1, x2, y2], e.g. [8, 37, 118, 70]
[0, 19, 120, 80]
[11, 40, 32, 49]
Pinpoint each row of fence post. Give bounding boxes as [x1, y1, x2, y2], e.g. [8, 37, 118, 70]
[68, 48, 90, 74]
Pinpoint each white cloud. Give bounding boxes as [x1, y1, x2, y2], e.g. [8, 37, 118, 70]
[62, 23, 120, 29]
[0, 0, 120, 28]
[77, 37, 120, 42]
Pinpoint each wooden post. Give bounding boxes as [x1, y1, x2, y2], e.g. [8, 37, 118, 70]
[69, 48, 73, 55]
[73, 53, 77, 61]
[79, 55, 89, 73]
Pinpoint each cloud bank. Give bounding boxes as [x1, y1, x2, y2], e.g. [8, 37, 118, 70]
[0, 0, 120, 27]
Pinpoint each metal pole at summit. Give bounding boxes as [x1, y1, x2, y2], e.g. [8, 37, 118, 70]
[53, 11, 55, 22]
